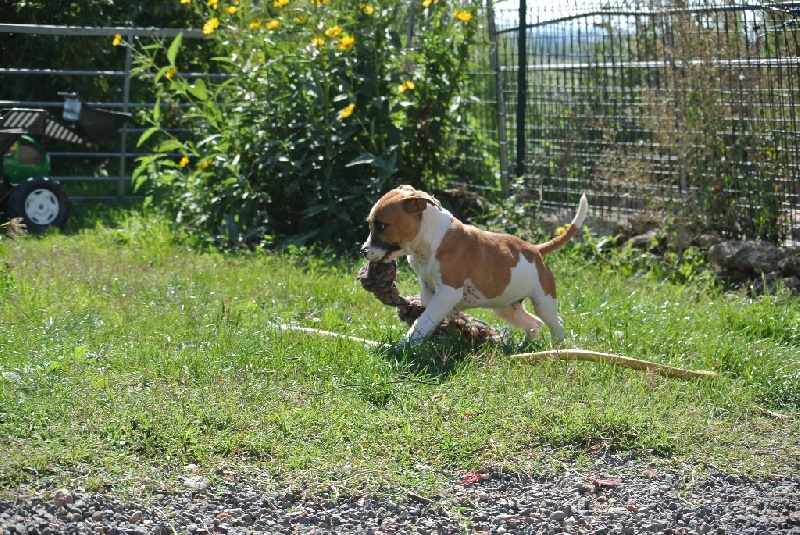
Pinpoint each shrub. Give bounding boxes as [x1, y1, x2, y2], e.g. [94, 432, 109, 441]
[129, 0, 479, 249]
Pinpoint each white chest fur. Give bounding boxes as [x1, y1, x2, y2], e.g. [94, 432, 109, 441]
[406, 206, 452, 288]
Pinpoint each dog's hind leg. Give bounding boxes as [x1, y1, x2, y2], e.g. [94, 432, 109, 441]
[493, 303, 544, 339]
[530, 294, 564, 341]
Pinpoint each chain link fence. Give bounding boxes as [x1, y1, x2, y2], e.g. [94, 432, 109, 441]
[486, 0, 799, 244]
[2, 1, 799, 244]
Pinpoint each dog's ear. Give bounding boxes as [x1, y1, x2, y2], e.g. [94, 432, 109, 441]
[402, 193, 440, 213]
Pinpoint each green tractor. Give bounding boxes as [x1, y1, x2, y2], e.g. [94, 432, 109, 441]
[0, 93, 131, 231]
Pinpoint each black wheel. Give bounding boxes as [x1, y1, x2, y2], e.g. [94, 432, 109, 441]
[7, 177, 69, 232]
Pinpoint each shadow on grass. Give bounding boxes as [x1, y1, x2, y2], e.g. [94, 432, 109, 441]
[377, 328, 550, 383]
[64, 199, 144, 234]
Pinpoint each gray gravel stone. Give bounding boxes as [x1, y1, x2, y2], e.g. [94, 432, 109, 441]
[2, 462, 800, 534]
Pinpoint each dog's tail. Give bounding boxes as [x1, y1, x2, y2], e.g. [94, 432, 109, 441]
[538, 194, 588, 256]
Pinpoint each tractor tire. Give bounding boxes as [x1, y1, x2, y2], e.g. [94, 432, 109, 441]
[7, 177, 69, 232]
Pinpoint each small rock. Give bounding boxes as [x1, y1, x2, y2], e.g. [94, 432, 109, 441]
[52, 489, 73, 508]
[182, 476, 211, 491]
[549, 510, 567, 522]
[128, 510, 143, 524]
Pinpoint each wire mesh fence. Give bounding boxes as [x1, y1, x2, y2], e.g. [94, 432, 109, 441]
[2, 2, 798, 244]
[487, 0, 800, 244]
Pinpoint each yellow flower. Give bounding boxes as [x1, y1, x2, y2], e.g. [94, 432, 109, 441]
[249, 18, 262, 29]
[311, 37, 325, 48]
[311, 0, 328, 4]
[202, 17, 220, 34]
[325, 24, 342, 38]
[179, 156, 190, 168]
[362, 5, 374, 14]
[398, 80, 415, 93]
[226, 6, 237, 14]
[556, 223, 572, 236]
[166, 66, 178, 79]
[274, 0, 289, 6]
[453, 9, 472, 22]
[112, 34, 122, 46]
[199, 159, 211, 169]
[295, 15, 307, 23]
[422, 0, 438, 7]
[339, 103, 355, 119]
[180, 0, 191, 4]
[266, 19, 280, 30]
[338, 34, 355, 50]
[207, 0, 218, 8]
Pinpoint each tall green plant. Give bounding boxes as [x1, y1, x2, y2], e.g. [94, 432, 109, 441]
[128, 0, 479, 248]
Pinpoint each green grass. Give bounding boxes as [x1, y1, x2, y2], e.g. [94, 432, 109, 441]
[1, 209, 798, 500]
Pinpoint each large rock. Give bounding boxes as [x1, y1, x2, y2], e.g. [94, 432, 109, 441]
[779, 250, 800, 277]
[707, 240, 797, 275]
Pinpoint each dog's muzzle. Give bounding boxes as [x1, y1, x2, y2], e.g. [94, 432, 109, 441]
[361, 238, 401, 263]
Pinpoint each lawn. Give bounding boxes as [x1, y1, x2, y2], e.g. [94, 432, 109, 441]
[0, 211, 798, 500]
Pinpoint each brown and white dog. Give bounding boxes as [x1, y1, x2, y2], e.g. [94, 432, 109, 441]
[361, 185, 588, 345]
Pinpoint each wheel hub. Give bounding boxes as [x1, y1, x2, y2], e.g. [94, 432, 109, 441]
[24, 188, 60, 225]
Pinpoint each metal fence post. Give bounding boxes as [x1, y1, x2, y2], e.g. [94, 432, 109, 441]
[118, 30, 133, 200]
[515, 0, 527, 179]
[486, 0, 509, 197]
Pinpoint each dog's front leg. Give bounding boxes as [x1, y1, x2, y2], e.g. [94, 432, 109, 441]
[401, 285, 463, 345]
[419, 278, 435, 308]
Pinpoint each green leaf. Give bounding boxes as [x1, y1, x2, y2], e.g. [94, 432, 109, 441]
[152, 95, 161, 123]
[197, 134, 222, 148]
[346, 153, 375, 167]
[187, 79, 208, 101]
[155, 139, 185, 153]
[167, 33, 183, 66]
[137, 126, 161, 148]
[302, 204, 331, 217]
[133, 172, 149, 192]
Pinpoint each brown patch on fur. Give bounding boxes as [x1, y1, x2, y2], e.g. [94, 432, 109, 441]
[523, 249, 557, 298]
[537, 224, 579, 256]
[436, 218, 565, 299]
[436, 219, 534, 299]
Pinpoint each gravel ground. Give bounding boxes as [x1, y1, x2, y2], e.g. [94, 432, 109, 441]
[2, 463, 799, 534]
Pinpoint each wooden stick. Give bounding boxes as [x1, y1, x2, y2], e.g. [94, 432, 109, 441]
[508, 349, 716, 380]
[281, 326, 389, 348]
[281, 326, 717, 381]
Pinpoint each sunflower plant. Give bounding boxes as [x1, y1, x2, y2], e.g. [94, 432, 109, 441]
[130, 0, 479, 248]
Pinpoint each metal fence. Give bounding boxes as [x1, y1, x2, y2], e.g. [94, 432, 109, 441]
[0, 24, 203, 202]
[489, 0, 800, 243]
[3, 4, 799, 243]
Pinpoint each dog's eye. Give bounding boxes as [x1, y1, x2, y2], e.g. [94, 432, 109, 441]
[375, 221, 388, 233]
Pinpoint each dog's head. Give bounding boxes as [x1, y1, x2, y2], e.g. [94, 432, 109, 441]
[361, 185, 441, 263]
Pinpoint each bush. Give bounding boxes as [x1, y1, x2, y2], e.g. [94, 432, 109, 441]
[129, 0, 479, 249]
